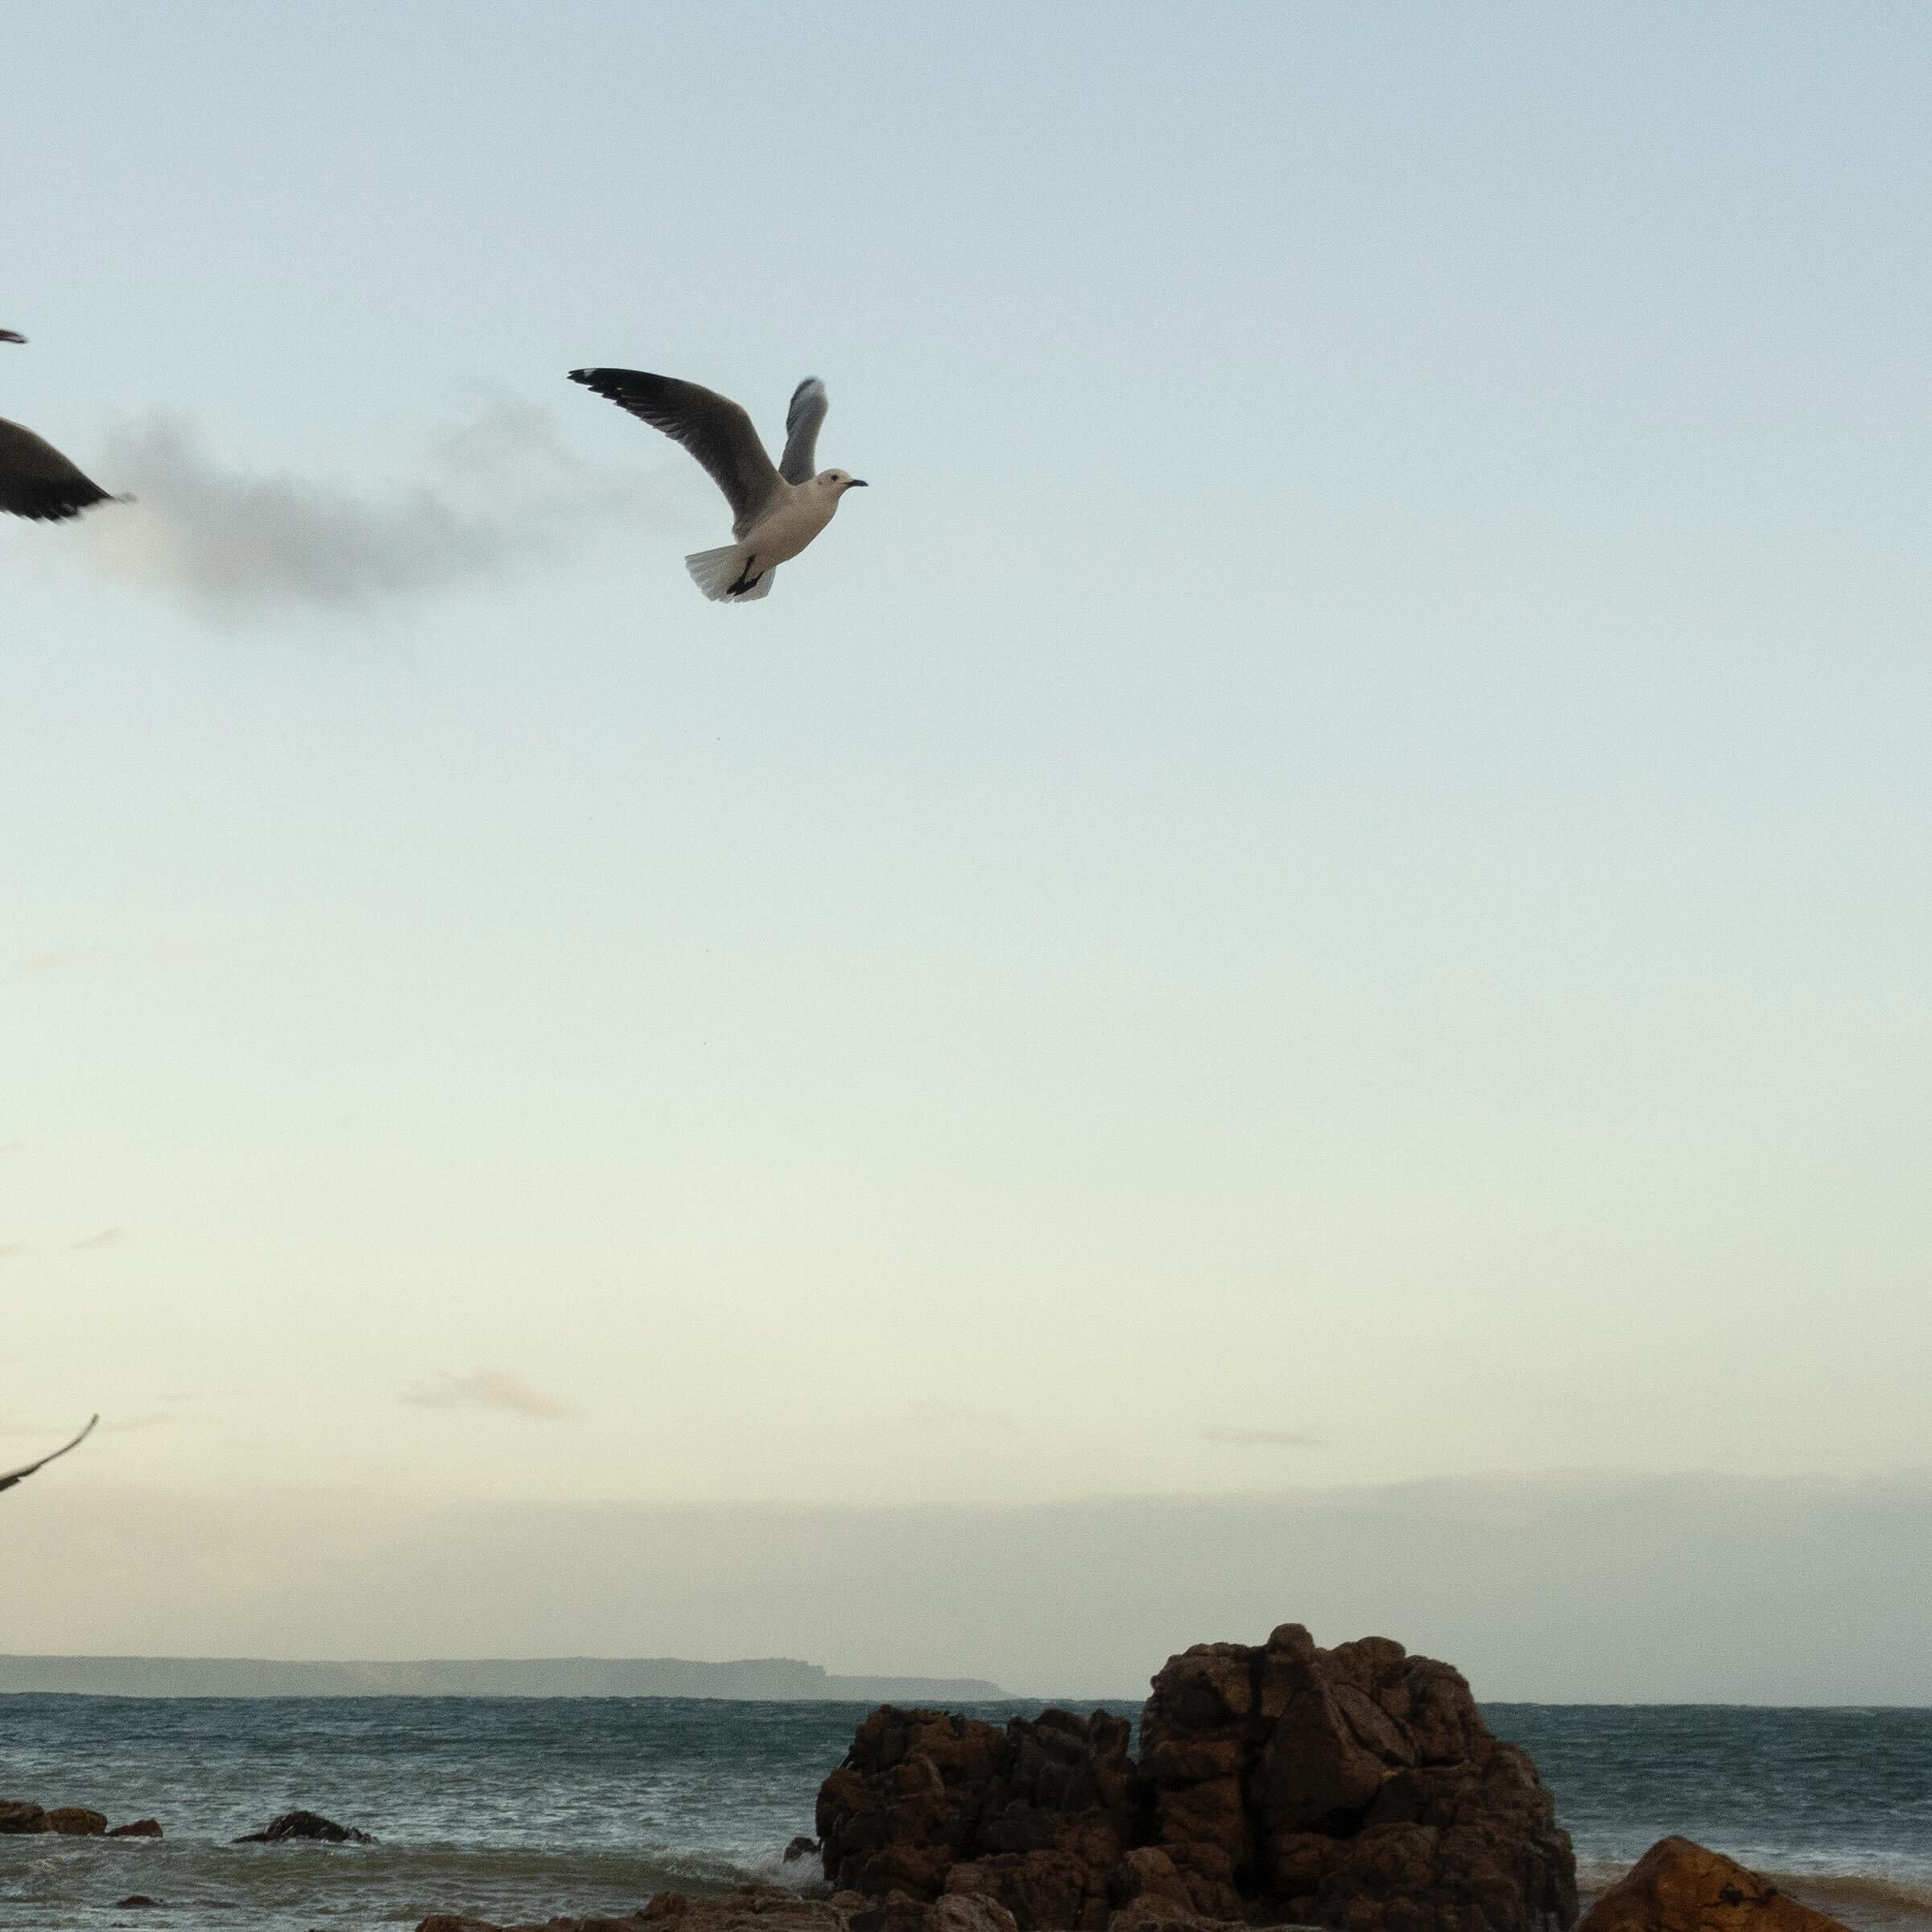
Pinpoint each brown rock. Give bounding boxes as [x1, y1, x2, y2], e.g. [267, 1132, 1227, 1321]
[45, 1806, 109, 1836]
[947, 1852, 1097, 1930]
[927, 1897, 1020, 1932]
[109, 1818, 166, 1838]
[427, 1893, 856, 1932]
[1576, 1838, 1853, 1932]
[818, 1705, 1137, 1926]
[818, 1625, 1575, 1932]
[0, 1802, 49, 1835]
[1104, 1905, 1263, 1932]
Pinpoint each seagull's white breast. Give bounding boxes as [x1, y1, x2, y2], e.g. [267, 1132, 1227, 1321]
[740, 479, 840, 564]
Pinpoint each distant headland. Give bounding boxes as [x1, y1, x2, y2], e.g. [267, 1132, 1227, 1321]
[0, 1653, 1009, 1701]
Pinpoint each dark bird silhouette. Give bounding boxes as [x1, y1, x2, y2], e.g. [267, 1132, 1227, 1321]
[1, 331, 119, 522]
[0, 1415, 98, 1494]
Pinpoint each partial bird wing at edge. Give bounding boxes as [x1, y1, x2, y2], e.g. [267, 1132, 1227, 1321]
[568, 369, 782, 535]
[0, 419, 116, 523]
[0, 1414, 99, 1493]
[778, 378, 828, 485]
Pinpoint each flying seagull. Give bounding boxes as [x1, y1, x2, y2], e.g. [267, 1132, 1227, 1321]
[0, 1415, 98, 1495]
[568, 367, 865, 602]
[0, 332, 119, 522]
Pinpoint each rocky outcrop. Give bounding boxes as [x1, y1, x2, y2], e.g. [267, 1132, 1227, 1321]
[1575, 1839, 1852, 1932]
[816, 1625, 1575, 1932]
[816, 1705, 1137, 1929]
[45, 1806, 109, 1836]
[235, 1807, 375, 1843]
[0, 1799, 160, 1838]
[1139, 1624, 1574, 1932]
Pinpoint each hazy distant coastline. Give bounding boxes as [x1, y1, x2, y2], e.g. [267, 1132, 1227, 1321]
[0, 1653, 1009, 1701]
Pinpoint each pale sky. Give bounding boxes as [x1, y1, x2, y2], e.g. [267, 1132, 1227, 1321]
[3, 3, 1930, 1695]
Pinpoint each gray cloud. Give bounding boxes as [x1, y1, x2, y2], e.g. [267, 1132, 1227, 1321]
[402, 1368, 578, 1421]
[1199, 1426, 1321, 1450]
[77, 402, 649, 621]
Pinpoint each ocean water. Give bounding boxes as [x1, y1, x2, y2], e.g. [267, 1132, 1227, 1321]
[1, 1696, 1927, 1932]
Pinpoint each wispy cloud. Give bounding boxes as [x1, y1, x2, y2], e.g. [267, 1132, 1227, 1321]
[0, 1244, 29, 1261]
[98, 1413, 177, 1435]
[69, 1228, 126, 1253]
[402, 1368, 578, 1421]
[4, 948, 114, 986]
[898, 1399, 1023, 1437]
[76, 402, 650, 622]
[0, 1413, 174, 1439]
[1199, 1426, 1321, 1450]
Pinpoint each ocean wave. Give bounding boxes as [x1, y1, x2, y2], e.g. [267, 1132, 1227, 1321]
[0, 1835, 815, 1932]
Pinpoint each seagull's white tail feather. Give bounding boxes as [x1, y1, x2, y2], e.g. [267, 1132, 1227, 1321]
[684, 545, 775, 603]
[684, 545, 743, 600]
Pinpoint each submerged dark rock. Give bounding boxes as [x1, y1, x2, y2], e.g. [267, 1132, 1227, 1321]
[45, 1806, 109, 1836]
[1, 1798, 162, 1839]
[234, 1808, 375, 1844]
[816, 1624, 1576, 1932]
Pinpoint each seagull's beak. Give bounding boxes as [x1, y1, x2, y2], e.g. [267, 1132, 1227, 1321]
[0, 330, 26, 345]
[846, 478, 869, 489]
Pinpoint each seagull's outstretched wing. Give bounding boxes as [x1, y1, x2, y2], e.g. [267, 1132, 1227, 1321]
[569, 369, 782, 535]
[778, 378, 828, 485]
[0, 1415, 98, 1494]
[0, 419, 116, 522]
